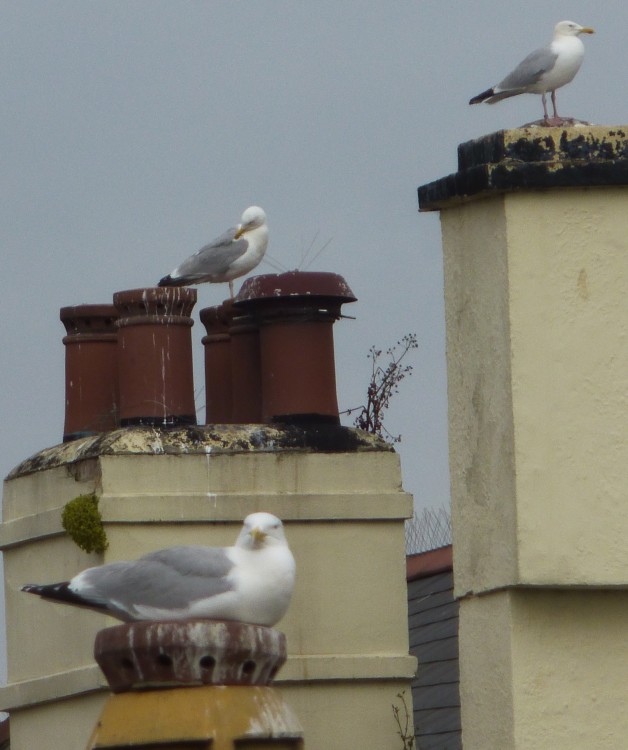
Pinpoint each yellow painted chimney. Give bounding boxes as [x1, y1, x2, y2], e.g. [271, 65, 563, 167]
[419, 126, 628, 749]
[87, 620, 303, 749]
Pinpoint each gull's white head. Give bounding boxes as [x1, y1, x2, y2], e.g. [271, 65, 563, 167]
[235, 206, 267, 238]
[236, 512, 288, 550]
[554, 20, 595, 38]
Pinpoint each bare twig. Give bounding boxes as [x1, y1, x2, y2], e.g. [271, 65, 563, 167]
[343, 333, 418, 443]
[392, 691, 416, 749]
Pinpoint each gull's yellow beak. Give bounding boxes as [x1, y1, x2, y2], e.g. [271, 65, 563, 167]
[251, 527, 267, 544]
[580, 27, 595, 34]
[234, 224, 247, 239]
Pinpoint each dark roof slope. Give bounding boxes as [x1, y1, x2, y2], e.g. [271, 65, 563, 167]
[407, 546, 461, 750]
[0, 715, 9, 749]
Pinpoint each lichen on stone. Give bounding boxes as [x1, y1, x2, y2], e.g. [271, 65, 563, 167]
[61, 493, 109, 554]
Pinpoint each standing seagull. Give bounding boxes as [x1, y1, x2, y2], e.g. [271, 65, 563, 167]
[470, 21, 595, 126]
[158, 206, 269, 298]
[22, 512, 295, 626]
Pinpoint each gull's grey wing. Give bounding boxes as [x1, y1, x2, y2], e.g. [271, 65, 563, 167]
[172, 227, 249, 280]
[498, 46, 558, 91]
[78, 546, 235, 612]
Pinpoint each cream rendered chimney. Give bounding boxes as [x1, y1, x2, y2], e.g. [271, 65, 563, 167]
[1, 425, 415, 749]
[419, 126, 628, 749]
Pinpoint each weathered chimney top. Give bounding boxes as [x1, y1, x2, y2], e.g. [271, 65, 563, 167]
[235, 270, 356, 313]
[60, 304, 118, 336]
[94, 620, 286, 692]
[7, 423, 391, 479]
[418, 125, 628, 211]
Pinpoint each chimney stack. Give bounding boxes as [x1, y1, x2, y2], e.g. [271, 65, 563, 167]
[419, 125, 628, 750]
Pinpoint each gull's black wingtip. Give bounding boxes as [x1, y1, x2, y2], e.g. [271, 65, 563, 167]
[22, 581, 82, 606]
[22, 581, 114, 616]
[21, 583, 45, 595]
[22, 581, 71, 598]
[158, 275, 191, 288]
[159, 275, 192, 287]
[469, 87, 495, 105]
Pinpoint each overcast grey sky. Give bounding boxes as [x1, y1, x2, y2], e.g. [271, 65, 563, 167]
[1, 1, 625, 522]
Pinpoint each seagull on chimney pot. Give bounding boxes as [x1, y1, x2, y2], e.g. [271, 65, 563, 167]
[158, 206, 269, 298]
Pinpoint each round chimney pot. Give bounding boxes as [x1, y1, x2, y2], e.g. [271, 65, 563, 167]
[60, 304, 119, 441]
[200, 302, 234, 424]
[113, 287, 197, 427]
[113, 286, 197, 319]
[199, 301, 233, 335]
[233, 272, 356, 425]
[229, 312, 263, 423]
[94, 619, 287, 693]
[235, 270, 356, 315]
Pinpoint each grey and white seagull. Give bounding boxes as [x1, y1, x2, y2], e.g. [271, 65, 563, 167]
[158, 206, 269, 298]
[22, 512, 295, 626]
[470, 20, 595, 126]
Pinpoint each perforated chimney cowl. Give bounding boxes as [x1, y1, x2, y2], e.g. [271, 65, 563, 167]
[94, 619, 287, 693]
[113, 287, 197, 427]
[235, 271, 357, 426]
[199, 301, 234, 424]
[60, 304, 119, 442]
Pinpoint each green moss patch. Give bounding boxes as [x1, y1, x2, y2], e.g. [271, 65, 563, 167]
[61, 493, 109, 554]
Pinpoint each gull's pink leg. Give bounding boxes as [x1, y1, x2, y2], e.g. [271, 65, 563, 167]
[542, 90, 564, 126]
[551, 90, 559, 119]
[542, 93, 550, 123]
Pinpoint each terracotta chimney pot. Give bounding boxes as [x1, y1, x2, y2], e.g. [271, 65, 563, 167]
[199, 302, 234, 424]
[60, 304, 119, 442]
[113, 287, 197, 427]
[94, 619, 286, 692]
[228, 309, 263, 423]
[235, 271, 356, 425]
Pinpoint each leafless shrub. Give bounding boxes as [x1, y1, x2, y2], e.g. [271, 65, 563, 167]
[392, 691, 416, 749]
[344, 333, 418, 443]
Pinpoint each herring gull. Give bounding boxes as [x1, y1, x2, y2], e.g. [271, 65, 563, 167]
[470, 20, 594, 125]
[22, 512, 295, 626]
[158, 206, 269, 298]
